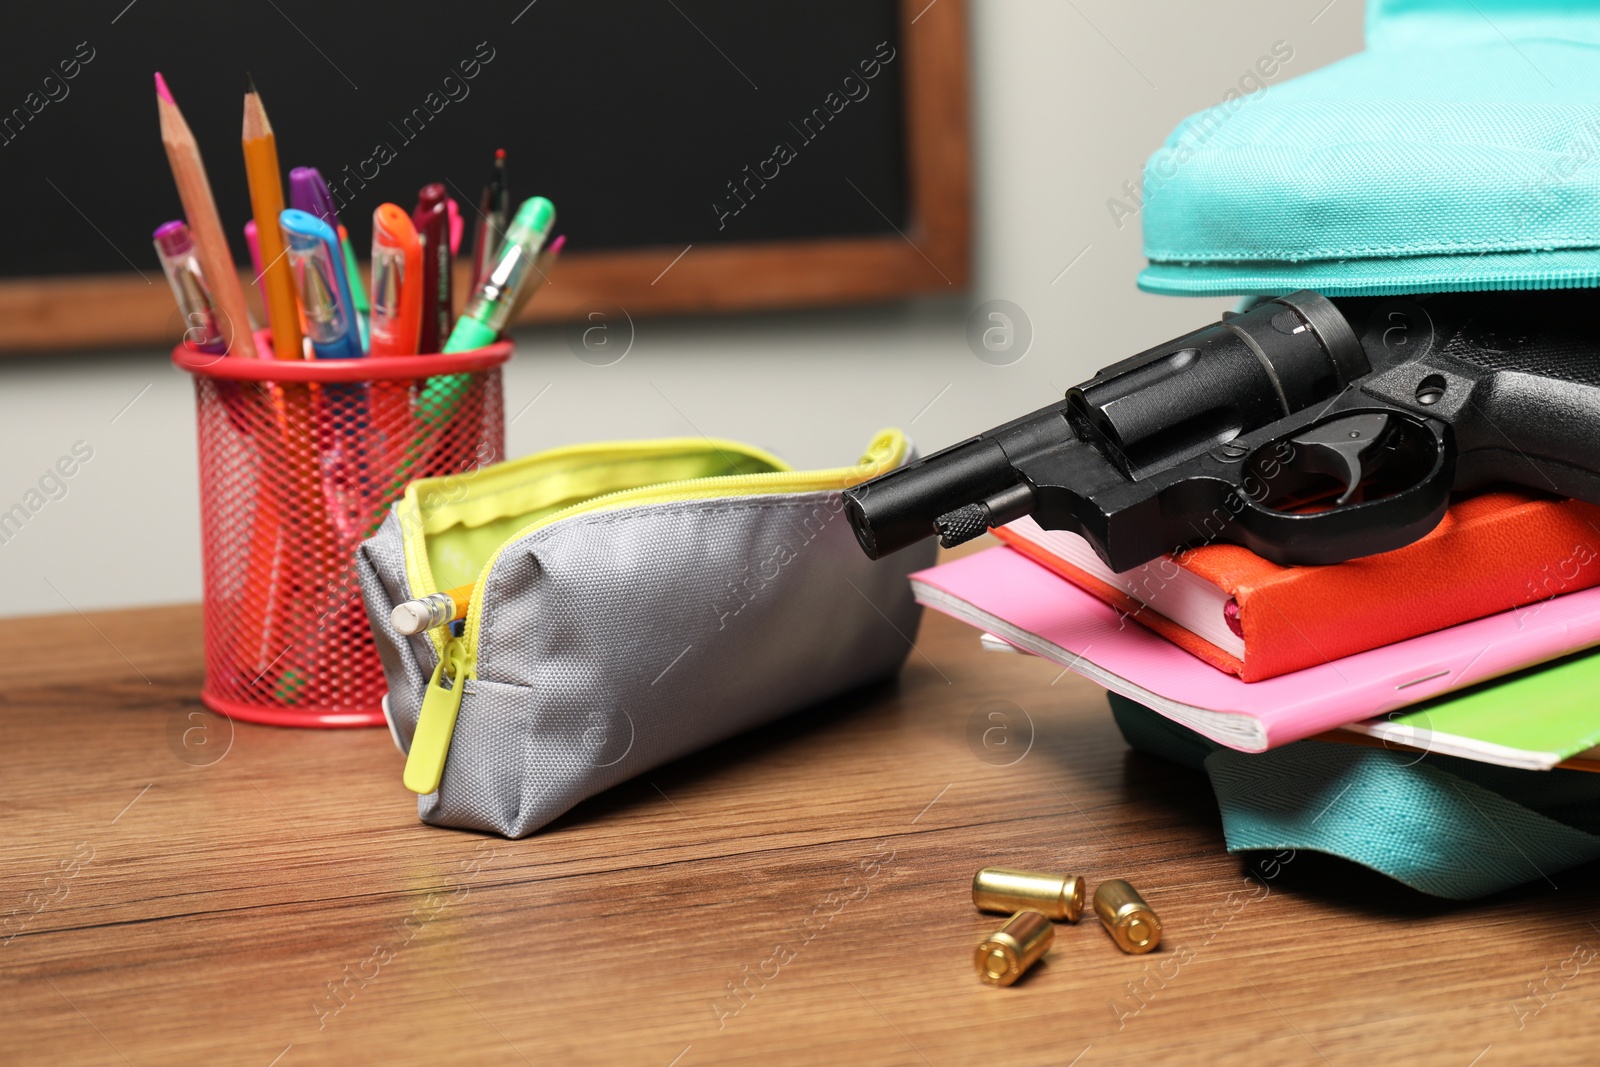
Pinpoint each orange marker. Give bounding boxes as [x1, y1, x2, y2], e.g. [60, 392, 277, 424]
[370, 204, 423, 357]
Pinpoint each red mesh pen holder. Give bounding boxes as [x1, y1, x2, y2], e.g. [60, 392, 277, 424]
[175, 336, 511, 727]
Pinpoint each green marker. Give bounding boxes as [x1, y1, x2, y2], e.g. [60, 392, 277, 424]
[381, 197, 558, 502]
[444, 196, 556, 353]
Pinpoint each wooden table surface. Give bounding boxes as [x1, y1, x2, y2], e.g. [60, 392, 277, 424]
[7, 565, 1600, 1066]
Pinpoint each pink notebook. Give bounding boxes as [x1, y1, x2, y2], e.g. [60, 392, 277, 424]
[912, 547, 1600, 752]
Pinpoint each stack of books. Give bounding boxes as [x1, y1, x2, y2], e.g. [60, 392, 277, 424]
[912, 489, 1600, 771]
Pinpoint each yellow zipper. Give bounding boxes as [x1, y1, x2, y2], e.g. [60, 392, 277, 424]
[399, 429, 907, 794]
[402, 637, 469, 794]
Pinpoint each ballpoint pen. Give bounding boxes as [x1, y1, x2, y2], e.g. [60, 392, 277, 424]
[470, 148, 509, 291]
[154, 220, 227, 355]
[276, 204, 386, 727]
[368, 203, 424, 469]
[444, 196, 556, 353]
[289, 166, 370, 351]
[421, 196, 555, 470]
[281, 208, 363, 361]
[370, 204, 423, 358]
[160, 218, 289, 689]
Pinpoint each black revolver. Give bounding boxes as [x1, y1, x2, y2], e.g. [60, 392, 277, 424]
[844, 289, 1600, 570]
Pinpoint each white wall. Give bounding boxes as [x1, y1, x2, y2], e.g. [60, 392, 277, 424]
[0, 1, 1364, 616]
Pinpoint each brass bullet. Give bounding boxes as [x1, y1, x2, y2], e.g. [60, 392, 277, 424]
[1093, 879, 1161, 954]
[974, 910, 1054, 986]
[972, 867, 1085, 922]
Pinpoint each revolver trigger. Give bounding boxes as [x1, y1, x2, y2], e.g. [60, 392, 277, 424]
[1288, 412, 1391, 507]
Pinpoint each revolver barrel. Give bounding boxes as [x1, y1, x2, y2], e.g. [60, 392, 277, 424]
[843, 435, 1020, 560]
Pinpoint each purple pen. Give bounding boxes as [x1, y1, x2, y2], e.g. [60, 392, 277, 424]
[288, 166, 341, 228]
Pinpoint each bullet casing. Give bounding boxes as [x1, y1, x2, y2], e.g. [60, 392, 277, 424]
[972, 867, 1085, 922]
[974, 910, 1053, 986]
[1093, 879, 1161, 954]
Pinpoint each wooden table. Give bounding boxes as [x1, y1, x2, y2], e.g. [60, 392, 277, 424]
[6, 577, 1600, 1065]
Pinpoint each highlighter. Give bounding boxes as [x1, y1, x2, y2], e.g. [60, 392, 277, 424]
[280, 208, 363, 361]
[369, 204, 423, 357]
[445, 196, 556, 352]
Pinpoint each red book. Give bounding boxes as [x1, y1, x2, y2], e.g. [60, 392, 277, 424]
[992, 490, 1600, 681]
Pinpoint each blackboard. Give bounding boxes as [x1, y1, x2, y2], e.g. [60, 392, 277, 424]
[2, 2, 907, 275]
[0, 0, 969, 352]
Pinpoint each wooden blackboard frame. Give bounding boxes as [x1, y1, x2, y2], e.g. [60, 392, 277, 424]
[0, 0, 970, 354]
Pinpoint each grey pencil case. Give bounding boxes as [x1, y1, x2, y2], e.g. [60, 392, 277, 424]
[356, 429, 933, 837]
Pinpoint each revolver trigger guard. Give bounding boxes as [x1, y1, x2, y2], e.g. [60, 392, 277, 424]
[1220, 412, 1455, 566]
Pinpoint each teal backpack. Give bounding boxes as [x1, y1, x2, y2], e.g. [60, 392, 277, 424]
[1119, 0, 1600, 898]
[1139, 0, 1600, 297]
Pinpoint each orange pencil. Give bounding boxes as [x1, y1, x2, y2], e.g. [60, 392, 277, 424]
[237, 79, 305, 686]
[155, 73, 258, 361]
[241, 75, 302, 361]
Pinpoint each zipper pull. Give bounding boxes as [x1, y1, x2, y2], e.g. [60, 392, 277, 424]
[403, 639, 470, 795]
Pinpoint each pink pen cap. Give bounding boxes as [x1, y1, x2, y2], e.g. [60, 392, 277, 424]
[447, 198, 464, 256]
[244, 220, 267, 304]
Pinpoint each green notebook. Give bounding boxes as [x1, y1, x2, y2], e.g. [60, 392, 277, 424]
[1345, 646, 1600, 770]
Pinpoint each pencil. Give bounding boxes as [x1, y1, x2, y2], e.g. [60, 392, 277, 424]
[241, 75, 303, 361]
[155, 73, 258, 361]
[390, 584, 473, 635]
[240, 77, 311, 696]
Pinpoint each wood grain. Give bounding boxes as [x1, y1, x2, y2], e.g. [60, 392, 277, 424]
[5, 551, 1599, 1065]
[0, 0, 971, 355]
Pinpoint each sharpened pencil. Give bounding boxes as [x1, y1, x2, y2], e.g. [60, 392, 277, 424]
[155, 72, 258, 361]
[242, 75, 303, 360]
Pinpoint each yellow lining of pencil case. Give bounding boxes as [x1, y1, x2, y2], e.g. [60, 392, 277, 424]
[393, 429, 911, 662]
[397, 437, 792, 598]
